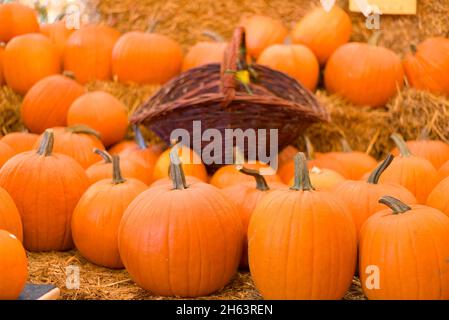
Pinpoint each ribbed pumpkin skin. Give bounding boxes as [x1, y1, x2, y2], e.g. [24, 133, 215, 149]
[0, 151, 89, 251]
[0, 3, 39, 42]
[64, 25, 120, 84]
[248, 190, 357, 299]
[3, 34, 61, 95]
[360, 205, 449, 300]
[118, 183, 243, 297]
[0, 187, 23, 242]
[291, 6, 351, 65]
[112, 32, 183, 85]
[325, 42, 404, 107]
[257, 44, 319, 91]
[86, 158, 150, 185]
[0, 132, 39, 155]
[0, 230, 27, 300]
[319, 151, 378, 180]
[182, 41, 227, 71]
[21, 75, 85, 133]
[210, 163, 282, 188]
[392, 139, 449, 170]
[289, 167, 345, 191]
[427, 177, 449, 217]
[438, 160, 449, 181]
[40, 21, 74, 59]
[403, 37, 449, 95]
[33, 127, 105, 169]
[72, 178, 147, 269]
[0, 142, 15, 168]
[108, 141, 138, 155]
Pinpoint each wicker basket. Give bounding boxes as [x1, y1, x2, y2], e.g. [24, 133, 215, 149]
[131, 27, 329, 172]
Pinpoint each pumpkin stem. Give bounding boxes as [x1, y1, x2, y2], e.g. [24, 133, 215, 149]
[391, 133, 412, 157]
[379, 196, 411, 215]
[239, 167, 269, 191]
[201, 30, 224, 42]
[418, 127, 430, 141]
[37, 129, 54, 157]
[147, 18, 159, 33]
[62, 70, 77, 80]
[304, 135, 315, 160]
[290, 152, 315, 191]
[341, 138, 352, 153]
[94, 148, 112, 163]
[133, 124, 148, 149]
[112, 155, 126, 184]
[66, 125, 101, 140]
[368, 31, 382, 46]
[169, 145, 188, 190]
[410, 44, 417, 54]
[367, 154, 394, 184]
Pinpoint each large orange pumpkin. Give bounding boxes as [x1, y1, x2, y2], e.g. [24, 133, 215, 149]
[324, 36, 404, 107]
[360, 196, 449, 299]
[403, 37, 449, 95]
[380, 134, 438, 203]
[182, 31, 227, 72]
[40, 20, 74, 59]
[248, 153, 356, 299]
[0, 142, 15, 168]
[291, 6, 351, 65]
[0, 130, 89, 251]
[0, 3, 39, 42]
[257, 43, 319, 91]
[210, 162, 281, 188]
[21, 74, 85, 133]
[118, 147, 243, 297]
[72, 155, 147, 269]
[3, 33, 61, 95]
[0, 230, 27, 300]
[0, 132, 39, 155]
[0, 187, 23, 242]
[112, 31, 183, 85]
[33, 126, 105, 169]
[240, 15, 288, 59]
[64, 25, 120, 84]
[333, 154, 417, 234]
[67, 91, 128, 147]
[0, 43, 4, 85]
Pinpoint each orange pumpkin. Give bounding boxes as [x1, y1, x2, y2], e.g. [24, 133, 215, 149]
[248, 153, 357, 299]
[0, 130, 89, 251]
[324, 36, 404, 107]
[427, 176, 449, 217]
[379, 134, 438, 204]
[0, 3, 39, 42]
[278, 145, 299, 169]
[3, 33, 61, 95]
[240, 15, 288, 59]
[112, 31, 183, 85]
[0, 230, 27, 300]
[182, 31, 227, 71]
[437, 160, 449, 181]
[72, 156, 147, 269]
[0, 187, 23, 242]
[108, 140, 138, 155]
[403, 37, 449, 95]
[291, 6, 351, 65]
[360, 196, 449, 300]
[257, 43, 319, 91]
[153, 145, 208, 182]
[67, 91, 128, 147]
[0, 142, 15, 168]
[333, 154, 417, 234]
[289, 166, 345, 191]
[118, 147, 243, 297]
[210, 162, 281, 188]
[40, 20, 74, 59]
[33, 126, 105, 169]
[0, 43, 4, 85]
[21, 74, 85, 133]
[64, 25, 120, 84]
[0, 132, 39, 155]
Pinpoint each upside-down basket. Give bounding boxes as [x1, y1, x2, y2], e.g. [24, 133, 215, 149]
[131, 27, 329, 172]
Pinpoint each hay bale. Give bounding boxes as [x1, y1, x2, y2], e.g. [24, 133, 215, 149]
[0, 86, 24, 135]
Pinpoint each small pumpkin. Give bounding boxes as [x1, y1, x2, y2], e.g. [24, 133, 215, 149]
[324, 34, 404, 107]
[278, 145, 299, 169]
[360, 196, 449, 300]
[40, 20, 74, 59]
[426, 176, 449, 217]
[210, 162, 281, 188]
[240, 15, 288, 59]
[379, 134, 438, 203]
[289, 166, 345, 191]
[0, 3, 39, 42]
[0, 130, 89, 251]
[67, 91, 128, 147]
[257, 43, 319, 91]
[248, 153, 357, 299]
[33, 125, 105, 169]
[0, 142, 15, 168]
[291, 5, 352, 65]
[64, 25, 121, 84]
[108, 140, 138, 155]
[182, 31, 227, 72]
[437, 160, 449, 182]
[403, 37, 449, 95]
[21, 74, 85, 133]
[72, 155, 147, 269]
[0, 230, 27, 300]
[3, 33, 61, 95]
[118, 146, 243, 297]
[0, 187, 23, 242]
[0, 132, 39, 155]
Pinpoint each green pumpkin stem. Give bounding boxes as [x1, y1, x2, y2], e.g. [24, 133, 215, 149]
[37, 130, 54, 157]
[133, 124, 148, 149]
[391, 133, 412, 157]
[239, 167, 269, 191]
[67, 124, 101, 140]
[112, 155, 126, 184]
[379, 196, 412, 215]
[304, 135, 315, 160]
[169, 146, 188, 190]
[290, 152, 315, 191]
[94, 148, 112, 163]
[341, 138, 353, 153]
[367, 154, 394, 184]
